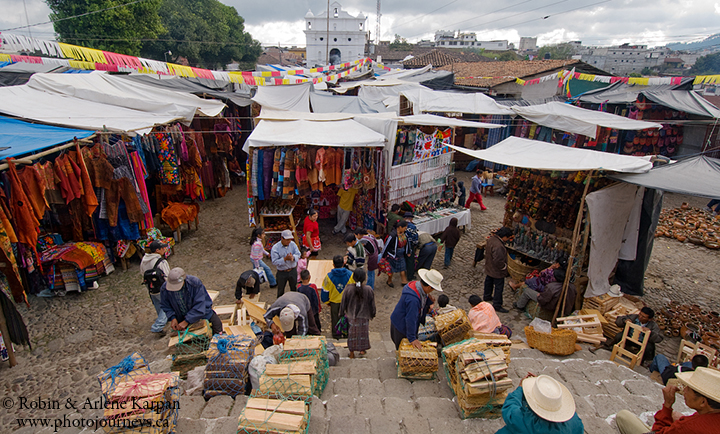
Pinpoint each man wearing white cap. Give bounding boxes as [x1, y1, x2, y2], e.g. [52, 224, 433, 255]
[271, 230, 301, 298]
[389, 268, 443, 350]
[497, 373, 583, 433]
[615, 367, 720, 433]
[263, 292, 320, 337]
[160, 268, 223, 335]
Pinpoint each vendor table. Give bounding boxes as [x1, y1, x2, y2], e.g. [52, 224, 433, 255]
[413, 209, 471, 234]
[305, 260, 334, 289]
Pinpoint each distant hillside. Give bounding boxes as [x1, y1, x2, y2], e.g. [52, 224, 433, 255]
[666, 33, 720, 51]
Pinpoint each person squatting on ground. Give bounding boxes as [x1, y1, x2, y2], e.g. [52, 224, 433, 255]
[160, 267, 223, 335]
[321, 255, 353, 339]
[339, 268, 376, 359]
[468, 295, 512, 338]
[271, 229, 300, 298]
[389, 268, 443, 350]
[484, 227, 514, 313]
[140, 240, 170, 337]
[615, 367, 720, 434]
[234, 269, 261, 303]
[264, 291, 320, 338]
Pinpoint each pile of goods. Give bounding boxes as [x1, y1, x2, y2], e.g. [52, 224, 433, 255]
[582, 294, 645, 340]
[169, 320, 212, 376]
[97, 352, 179, 434]
[203, 334, 256, 399]
[654, 302, 720, 349]
[417, 316, 438, 342]
[237, 397, 310, 434]
[655, 205, 720, 250]
[278, 336, 329, 396]
[524, 326, 577, 356]
[442, 335, 512, 419]
[556, 313, 606, 345]
[397, 338, 439, 380]
[434, 309, 473, 346]
[256, 361, 317, 401]
[260, 199, 296, 216]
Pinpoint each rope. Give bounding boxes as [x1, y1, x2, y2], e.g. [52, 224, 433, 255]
[216, 337, 230, 354]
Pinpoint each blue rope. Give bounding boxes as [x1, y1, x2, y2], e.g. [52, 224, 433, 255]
[216, 337, 230, 354]
[106, 354, 137, 390]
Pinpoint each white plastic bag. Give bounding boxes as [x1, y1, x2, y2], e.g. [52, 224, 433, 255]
[182, 365, 205, 396]
[529, 317, 552, 335]
[248, 344, 283, 390]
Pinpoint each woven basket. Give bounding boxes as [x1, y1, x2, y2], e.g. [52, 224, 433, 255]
[507, 254, 541, 282]
[524, 326, 577, 356]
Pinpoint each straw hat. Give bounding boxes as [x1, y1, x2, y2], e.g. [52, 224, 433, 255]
[417, 269, 443, 292]
[522, 375, 576, 423]
[607, 285, 623, 298]
[676, 367, 720, 402]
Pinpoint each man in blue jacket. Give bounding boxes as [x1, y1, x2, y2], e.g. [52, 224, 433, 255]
[389, 268, 443, 350]
[160, 268, 223, 335]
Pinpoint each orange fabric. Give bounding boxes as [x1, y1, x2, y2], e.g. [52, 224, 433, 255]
[72, 144, 99, 216]
[0, 204, 18, 243]
[468, 302, 502, 333]
[6, 161, 40, 246]
[16, 165, 48, 220]
[161, 202, 200, 231]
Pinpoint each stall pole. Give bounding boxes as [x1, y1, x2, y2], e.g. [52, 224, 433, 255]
[0, 136, 95, 171]
[553, 170, 594, 326]
[0, 307, 17, 367]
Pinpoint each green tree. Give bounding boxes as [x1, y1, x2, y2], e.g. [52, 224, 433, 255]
[629, 72, 642, 77]
[141, 0, 261, 69]
[690, 52, 720, 75]
[389, 34, 412, 51]
[641, 67, 654, 76]
[537, 43, 575, 60]
[46, 0, 165, 56]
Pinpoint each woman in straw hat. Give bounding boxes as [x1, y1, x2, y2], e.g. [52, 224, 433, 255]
[497, 373, 583, 433]
[615, 366, 720, 434]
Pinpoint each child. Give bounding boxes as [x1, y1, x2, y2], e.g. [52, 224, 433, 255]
[298, 269, 321, 332]
[436, 294, 458, 315]
[344, 232, 366, 271]
[439, 217, 461, 268]
[457, 181, 466, 207]
[482, 170, 494, 195]
[296, 246, 311, 283]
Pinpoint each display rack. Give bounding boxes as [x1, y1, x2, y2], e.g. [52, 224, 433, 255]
[388, 152, 455, 204]
[259, 199, 300, 246]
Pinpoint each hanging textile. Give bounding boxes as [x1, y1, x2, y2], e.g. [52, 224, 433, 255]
[262, 148, 273, 198]
[155, 133, 180, 185]
[282, 148, 296, 199]
[0, 206, 25, 303]
[16, 165, 48, 221]
[6, 161, 40, 247]
[71, 143, 98, 217]
[129, 151, 154, 228]
[295, 147, 310, 197]
[0, 286, 31, 348]
[250, 149, 259, 198]
[256, 149, 264, 201]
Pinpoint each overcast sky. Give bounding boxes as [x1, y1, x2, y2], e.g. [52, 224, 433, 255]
[1, 0, 720, 49]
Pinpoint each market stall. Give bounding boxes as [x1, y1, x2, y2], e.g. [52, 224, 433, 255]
[449, 137, 654, 321]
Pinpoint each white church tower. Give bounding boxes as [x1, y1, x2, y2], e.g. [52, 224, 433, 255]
[304, 2, 367, 67]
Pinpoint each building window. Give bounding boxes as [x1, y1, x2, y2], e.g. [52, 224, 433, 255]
[348, 38, 352, 41]
[320, 37, 324, 41]
[333, 24, 337, 31]
[308, 22, 312, 29]
[359, 23, 363, 30]
[334, 37, 337, 42]
[333, 8, 338, 17]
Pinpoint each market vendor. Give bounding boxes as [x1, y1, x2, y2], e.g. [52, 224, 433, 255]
[302, 208, 321, 254]
[484, 227, 514, 313]
[389, 269, 443, 350]
[235, 269, 260, 303]
[264, 291, 320, 338]
[468, 295, 511, 338]
[386, 204, 402, 232]
[160, 268, 223, 336]
[515, 267, 575, 316]
[592, 307, 663, 365]
[333, 186, 358, 235]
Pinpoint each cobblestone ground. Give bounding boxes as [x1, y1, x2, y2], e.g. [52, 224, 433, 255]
[2, 173, 717, 433]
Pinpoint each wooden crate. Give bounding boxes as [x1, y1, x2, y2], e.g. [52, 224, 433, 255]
[435, 309, 473, 346]
[582, 294, 620, 315]
[238, 397, 309, 434]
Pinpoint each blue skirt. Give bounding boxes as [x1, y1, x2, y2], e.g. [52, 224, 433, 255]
[388, 247, 407, 273]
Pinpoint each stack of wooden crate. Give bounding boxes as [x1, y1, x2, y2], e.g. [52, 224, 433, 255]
[397, 339, 438, 380]
[237, 397, 310, 434]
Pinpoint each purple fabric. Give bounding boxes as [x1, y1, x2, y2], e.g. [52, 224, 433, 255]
[263, 149, 274, 198]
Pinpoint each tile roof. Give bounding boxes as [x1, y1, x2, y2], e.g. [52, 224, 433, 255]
[402, 49, 490, 68]
[440, 59, 596, 88]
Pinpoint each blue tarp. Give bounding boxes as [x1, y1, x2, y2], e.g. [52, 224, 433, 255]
[0, 116, 94, 159]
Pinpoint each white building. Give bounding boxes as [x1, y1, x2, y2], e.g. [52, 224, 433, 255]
[576, 43, 670, 75]
[519, 37, 537, 52]
[434, 31, 508, 50]
[304, 2, 368, 67]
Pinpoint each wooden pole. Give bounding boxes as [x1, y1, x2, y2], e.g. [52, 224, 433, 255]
[553, 170, 594, 326]
[0, 136, 95, 172]
[0, 306, 17, 367]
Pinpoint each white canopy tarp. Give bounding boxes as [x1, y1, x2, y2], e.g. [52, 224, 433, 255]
[399, 114, 505, 129]
[252, 82, 311, 112]
[448, 136, 653, 173]
[26, 72, 225, 117]
[511, 102, 662, 139]
[399, 87, 515, 115]
[243, 119, 386, 152]
[0, 85, 187, 133]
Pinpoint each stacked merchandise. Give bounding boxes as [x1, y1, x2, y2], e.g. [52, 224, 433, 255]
[582, 293, 620, 315]
[237, 397, 310, 434]
[556, 314, 606, 345]
[96, 352, 180, 434]
[256, 361, 317, 401]
[435, 309, 472, 346]
[203, 334, 256, 399]
[655, 206, 720, 250]
[442, 336, 512, 419]
[602, 297, 643, 340]
[397, 338, 438, 380]
[38, 239, 112, 294]
[278, 336, 329, 396]
[170, 320, 212, 376]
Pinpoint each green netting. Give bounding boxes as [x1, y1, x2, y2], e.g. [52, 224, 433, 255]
[251, 373, 313, 402]
[396, 338, 438, 380]
[441, 337, 512, 398]
[97, 352, 151, 400]
[203, 334, 256, 399]
[237, 397, 311, 434]
[278, 336, 329, 397]
[452, 352, 509, 419]
[172, 320, 212, 377]
[101, 372, 180, 433]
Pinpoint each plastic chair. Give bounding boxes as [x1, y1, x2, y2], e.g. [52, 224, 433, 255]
[610, 322, 650, 369]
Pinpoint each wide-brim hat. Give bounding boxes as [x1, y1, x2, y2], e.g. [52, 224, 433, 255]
[417, 269, 443, 292]
[607, 284, 623, 298]
[522, 375, 576, 423]
[676, 367, 720, 402]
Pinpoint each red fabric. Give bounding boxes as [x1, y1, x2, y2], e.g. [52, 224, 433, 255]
[302, 217, 319, 248]
[72, 144, 98, 217]
[652, 405, 720, 433]
[16, 165, 48, 220]
[6, 161, 40, 246]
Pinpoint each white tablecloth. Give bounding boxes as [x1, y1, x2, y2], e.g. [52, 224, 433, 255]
[414, 209, 471, 234]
